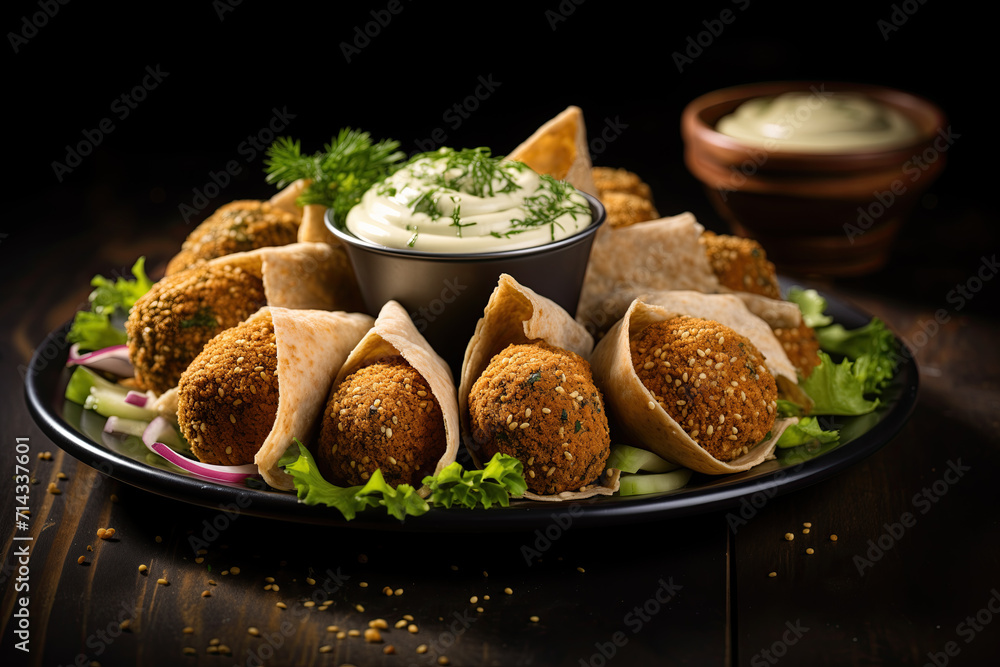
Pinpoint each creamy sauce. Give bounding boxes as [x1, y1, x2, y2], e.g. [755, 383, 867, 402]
[716, 92, 920, 152]
[345, 148, 592, 252]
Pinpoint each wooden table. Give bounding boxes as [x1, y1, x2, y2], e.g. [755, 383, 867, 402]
[2, 165, 998, 667]
[3, 3, 995, 662]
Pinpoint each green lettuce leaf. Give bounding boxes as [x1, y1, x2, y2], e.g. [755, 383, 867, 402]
[67, 257, 153, 351]
[279, 440, 428, 521]
[67, 310, 127, 349]
[786, 287, 833, 328]
[776, 416, 841, 449]
[800, 352, 879, 416]
[278, 440, 528, 520]
[424, 454, 527, 509]
[88, 256, 153, 316]
[815, 318, 898, 395]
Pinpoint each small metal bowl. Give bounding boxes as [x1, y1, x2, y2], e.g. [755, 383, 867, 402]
[326, 192, 606, 377]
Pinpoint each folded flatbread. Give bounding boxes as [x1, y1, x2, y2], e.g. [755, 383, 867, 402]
[329, 300, 460, 496]
[590, 298, 797, 475]
[460, 274, 620, 501]
[200, 241, 363, 313]
[255, 306, 375, 489]
[576, 212, 801, 334]
[269, 178, 342, 248]
[506, 105, 598, 196]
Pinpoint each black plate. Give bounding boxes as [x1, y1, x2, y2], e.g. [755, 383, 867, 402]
[23, 286, 918, 532]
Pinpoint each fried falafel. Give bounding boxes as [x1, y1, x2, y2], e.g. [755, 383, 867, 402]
[316, 355, 446, 487]
[629, 316, 777, 462]
[592, 167, 654, 201]
[468, 341, 610, 495]
[771, 320, 823, 378]
[699, 230, 782, 299]
[699, 230, 822, 376]
[126, 260, 267, 394]
[176, 310, 279, 465]
[166, 200, 299, 276]
[601, 191, 661, 229]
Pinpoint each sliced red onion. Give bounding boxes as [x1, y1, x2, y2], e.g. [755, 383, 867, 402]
[67, 343, 134, 378]
[124, 391, 149, 407]
[141, 417, 260, 483]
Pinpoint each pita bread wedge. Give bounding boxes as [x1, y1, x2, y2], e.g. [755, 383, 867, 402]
[506, 105, 598, 196]
[590, 298, 797, 475]
[576, 212, 720, 333]
[196, 241, 362, 312]
[268, 178, 343, 247]
[256, 242, 363, 312]
[255, 306, 375, 490]
[576, 212, 803, 335]
[459, 274, 619, 501]
[268, 178, 309, 219]
[320, 300, 459, 497]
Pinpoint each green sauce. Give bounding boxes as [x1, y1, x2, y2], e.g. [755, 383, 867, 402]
[716, 92, 920, 152]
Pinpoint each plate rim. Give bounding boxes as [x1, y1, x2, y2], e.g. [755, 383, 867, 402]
[23, 287, 919, 532]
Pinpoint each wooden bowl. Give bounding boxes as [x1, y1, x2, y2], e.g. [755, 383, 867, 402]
[681, 81, 949, 277]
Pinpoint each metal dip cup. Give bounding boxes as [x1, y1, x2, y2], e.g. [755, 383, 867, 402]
[326, 192, 607, 378]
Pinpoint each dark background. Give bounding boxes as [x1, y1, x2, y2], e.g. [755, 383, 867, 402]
[3, 0, 991, 317]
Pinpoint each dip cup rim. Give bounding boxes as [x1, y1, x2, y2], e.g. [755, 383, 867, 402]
[325, 191, 607, 262]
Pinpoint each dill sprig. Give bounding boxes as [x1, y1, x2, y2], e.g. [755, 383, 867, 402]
[500, 175, 590, 240]
[264, 128, 406, 226]
[410, 147, 522, 199]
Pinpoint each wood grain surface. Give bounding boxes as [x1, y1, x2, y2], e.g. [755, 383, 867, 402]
[2, 4, 995, 665]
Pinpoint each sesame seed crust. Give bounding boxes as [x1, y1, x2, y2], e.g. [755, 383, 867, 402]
[699, 230, 781, 299]
[600, 191, 660, 229]
[771, 319, 822, 378]
[630, 316, 777, 462]
[317, 356, 446, 487]
[126, 261, 267, 394]
[591, 167, 654, 201]
[177, 311, 278, 465]
[165, 200, 299, 276]
[468, 341, 610, 495]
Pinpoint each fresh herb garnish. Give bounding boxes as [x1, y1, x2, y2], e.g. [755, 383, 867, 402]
[67, 257, 153, 351]
[264, 128, 406, 226]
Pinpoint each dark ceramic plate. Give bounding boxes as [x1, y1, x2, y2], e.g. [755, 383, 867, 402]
[23, 284, 918, 532]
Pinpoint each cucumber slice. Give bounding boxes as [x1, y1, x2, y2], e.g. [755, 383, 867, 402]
[606, 444, 680, 474]
[85, 386, 159, 421]
[65, 366, 122, 405]
[104, 415, 151, 438]
[618, 469, 693, 496]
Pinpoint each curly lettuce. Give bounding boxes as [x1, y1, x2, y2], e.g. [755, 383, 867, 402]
[67, 257, 152, 351]
[278, 440, 527, 520]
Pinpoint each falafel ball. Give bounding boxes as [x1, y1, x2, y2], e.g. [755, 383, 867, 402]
[468, 341, 610, 495]
[592, 167, 654, 201]
[601, 191, 661, 229]
[166, 200, 299, 275]
[771, 319, 823, 378]
[176, 310, 279, 465]
[630, 316, 777, 462]
[316, 356, 446, 487]
[126, 261, 267, 394]
[699, 230, 782, 299]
